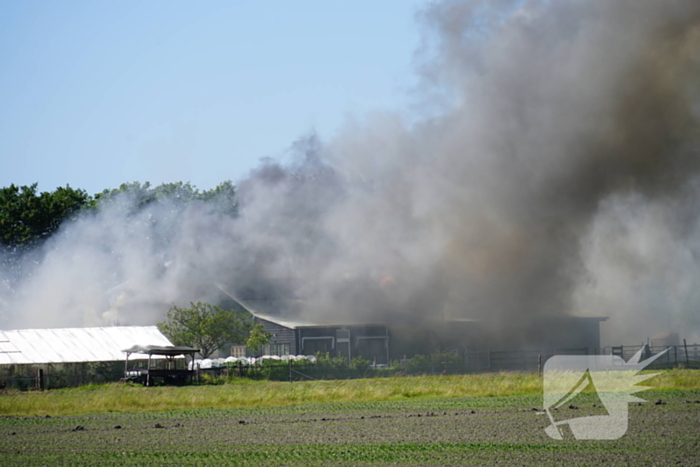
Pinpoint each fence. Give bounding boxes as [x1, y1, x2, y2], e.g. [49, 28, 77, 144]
[603, 343, 700, 369]
[217, 348, 594, 381]
[0, 361, 125, 390]
[464, 347, 592, 372]
[2, 343, 698, 389]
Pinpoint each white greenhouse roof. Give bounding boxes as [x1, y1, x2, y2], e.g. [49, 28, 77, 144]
[0, 326, 173, 365]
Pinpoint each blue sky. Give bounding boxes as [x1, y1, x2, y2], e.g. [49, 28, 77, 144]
[0, 1, 426, 195]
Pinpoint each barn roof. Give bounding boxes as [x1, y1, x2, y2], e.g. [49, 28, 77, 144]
[253, 312, 323, 329]
[0, 326, 173, 365]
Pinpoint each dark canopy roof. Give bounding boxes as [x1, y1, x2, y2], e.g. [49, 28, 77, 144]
[122, 345, 199, 356]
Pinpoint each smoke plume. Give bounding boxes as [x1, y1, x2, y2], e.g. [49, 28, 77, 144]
[2, 0, 700, 345]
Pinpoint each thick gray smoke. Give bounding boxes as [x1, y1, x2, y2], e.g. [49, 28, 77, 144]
[2, 0, 700, 345]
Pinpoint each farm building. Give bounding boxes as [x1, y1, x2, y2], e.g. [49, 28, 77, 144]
[0, 326, 175, 388]
[225, 291, 606, 366]
[216, 282, 607, 366]
[227, 297, 391, 365]
[382, 314, 607, 360]
[254, 312, 390, 364]
[399, 314, 607, 354]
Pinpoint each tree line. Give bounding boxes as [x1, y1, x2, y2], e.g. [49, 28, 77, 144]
[0, 180, 237, 265]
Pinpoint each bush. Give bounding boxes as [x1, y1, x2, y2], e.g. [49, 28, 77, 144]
[315, 352, 350, 370]
[350, 356, 371, 372]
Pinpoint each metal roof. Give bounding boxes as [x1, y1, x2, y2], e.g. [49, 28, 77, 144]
[215, 282, 389, 329]
[216, 289, 325, 328]
[0, 326, 173, 365]
[253, 312, 323, 329]
[253, 312, 388, 330]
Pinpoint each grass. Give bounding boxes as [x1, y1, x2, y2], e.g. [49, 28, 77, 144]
[0, 369, 698, 416]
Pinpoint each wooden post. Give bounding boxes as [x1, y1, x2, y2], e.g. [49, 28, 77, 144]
[288, 358, 292, 383]
[684, 339, 690, 366]
[538, 355, 542, 375]
[675, 346, 678, 365]
[36, 368, 45, 391]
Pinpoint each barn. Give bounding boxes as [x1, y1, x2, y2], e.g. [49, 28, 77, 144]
[253, 312, 390, 365]
[225, 297, 390, 365]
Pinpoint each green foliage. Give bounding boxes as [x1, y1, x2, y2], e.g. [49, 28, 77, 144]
[0, 183, 91, 252]
[198, 180, 239, 217]
[94, 181, 194, 214]
[0, 180, 238, 253]
[0, 180, 238, 268]
[391, 351, 464, 374]
[89, 180, 239, 252]
[198, 373, 228, 385]
[94, 180, 238, 217]
[157, 302, 253, 358]
[246, 324, 272, 356]
[314, 352, 350, 370]
[350, 356, 371, 372]
[405, 353, 431, 372]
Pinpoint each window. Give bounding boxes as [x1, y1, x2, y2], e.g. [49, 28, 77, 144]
[263, 343, 290, 356]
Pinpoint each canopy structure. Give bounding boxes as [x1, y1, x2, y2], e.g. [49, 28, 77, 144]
[122, 345, 200, 387]
[0, 326, 174, 365]
[122, 345, 199, 357]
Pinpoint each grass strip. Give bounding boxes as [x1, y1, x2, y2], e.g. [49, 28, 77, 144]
[0, 369, 697, 416]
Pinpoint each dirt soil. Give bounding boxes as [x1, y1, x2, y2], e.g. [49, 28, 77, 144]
[0, 390, 698, 466]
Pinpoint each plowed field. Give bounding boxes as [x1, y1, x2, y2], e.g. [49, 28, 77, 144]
[1, 390, 699, 466]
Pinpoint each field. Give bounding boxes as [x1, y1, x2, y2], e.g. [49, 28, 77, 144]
[1, 371, 699, 466]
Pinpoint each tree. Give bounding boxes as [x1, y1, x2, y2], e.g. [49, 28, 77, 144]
[157, 302, 252, 358]
[91, 180, 239, 250]
[0, 184, 92, 278]
[246, 323, 273, 356]
[199, 180, 238, 217]
[0, 183, 91, 251]
[94, 180, 238, 217]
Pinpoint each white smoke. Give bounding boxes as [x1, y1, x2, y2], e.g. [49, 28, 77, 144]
[2, 0, 700, 347]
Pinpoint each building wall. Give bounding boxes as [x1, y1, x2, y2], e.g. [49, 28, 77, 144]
[250, 319, 390, 364]
[297, 325, 390, 364]
[252, 315, 604, 362]
[255, 317, 298, 355]
[388, 317, 605, 359]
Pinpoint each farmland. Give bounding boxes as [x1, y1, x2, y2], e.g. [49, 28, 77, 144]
[0, 371, 699, 466]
